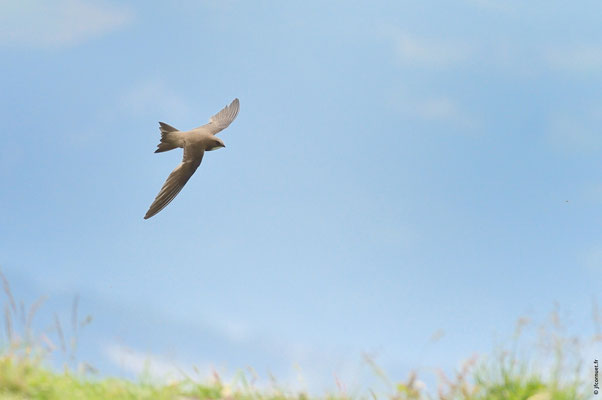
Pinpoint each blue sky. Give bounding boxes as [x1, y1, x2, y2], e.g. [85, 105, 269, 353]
[1, 0, 601, 393]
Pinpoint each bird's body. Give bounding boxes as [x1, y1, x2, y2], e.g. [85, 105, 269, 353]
[144, 98, 239, 219]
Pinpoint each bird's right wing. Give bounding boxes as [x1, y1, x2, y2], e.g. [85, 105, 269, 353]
[144, 147, 204, 219]
[197, 98, 240, 134]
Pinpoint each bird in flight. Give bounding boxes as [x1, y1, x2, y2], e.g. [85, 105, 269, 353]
[144, 98, 240, 219]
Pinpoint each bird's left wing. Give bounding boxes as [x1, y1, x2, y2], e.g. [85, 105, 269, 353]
[144, 147, 204, 219]
[197, 98, 240, 135]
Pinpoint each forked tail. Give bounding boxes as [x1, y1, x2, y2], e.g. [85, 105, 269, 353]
[155, 122, 182, 153]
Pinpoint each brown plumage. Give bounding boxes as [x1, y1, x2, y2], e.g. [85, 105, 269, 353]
[144, 98, 239, 219]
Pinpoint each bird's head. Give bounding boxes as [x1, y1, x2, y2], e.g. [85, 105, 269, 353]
[206, 137, 226, 151]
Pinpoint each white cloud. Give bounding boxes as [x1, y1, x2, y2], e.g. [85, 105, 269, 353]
[545, 44, 602, 72]
[384, 27, 473, 68]
[547, 106, 602, 154]
[0, 0, 132, 49]
[415, 97, 465, 122]
[62, 78, 190, 147]
[214, 318, 252, 344]
[393, 94, 477, 130]
[463, 0, 515, 12]
[103, 342, 327, 393]
[582, 183, 602, 205]
[382, 24, 602, 77]
[104, 343, 215, 380]
[119, 78, 191, 120]
[583, 245, 602, 273]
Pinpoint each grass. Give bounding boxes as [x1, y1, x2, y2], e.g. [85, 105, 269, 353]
[0, 355, 225, 399]
[0, 270, 596, 399]
[0, 336, 591, 400]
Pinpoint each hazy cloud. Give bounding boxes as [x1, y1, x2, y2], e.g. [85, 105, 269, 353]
[104, 344, 214, 380]
[415, 97, 466, 122]
[463, 0, 515, 12]
[545, 44, 602, 72]
[212, 318, 252, 344]
[393, 94, 477, 130]
[384, 27, 473, 68]
[416, 97, 477, 130]
[583, 245, 602, 273]
[547, 106, 602, 154]
[0, 0, 132, 49]
[582, 183, 602, 205]
[119, 78, 191, 120]
[383, 22, 602, 78]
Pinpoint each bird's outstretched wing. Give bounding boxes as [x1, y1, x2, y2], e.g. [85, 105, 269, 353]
[144, 147, 204, 219]
[198, 98, 240, 134]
